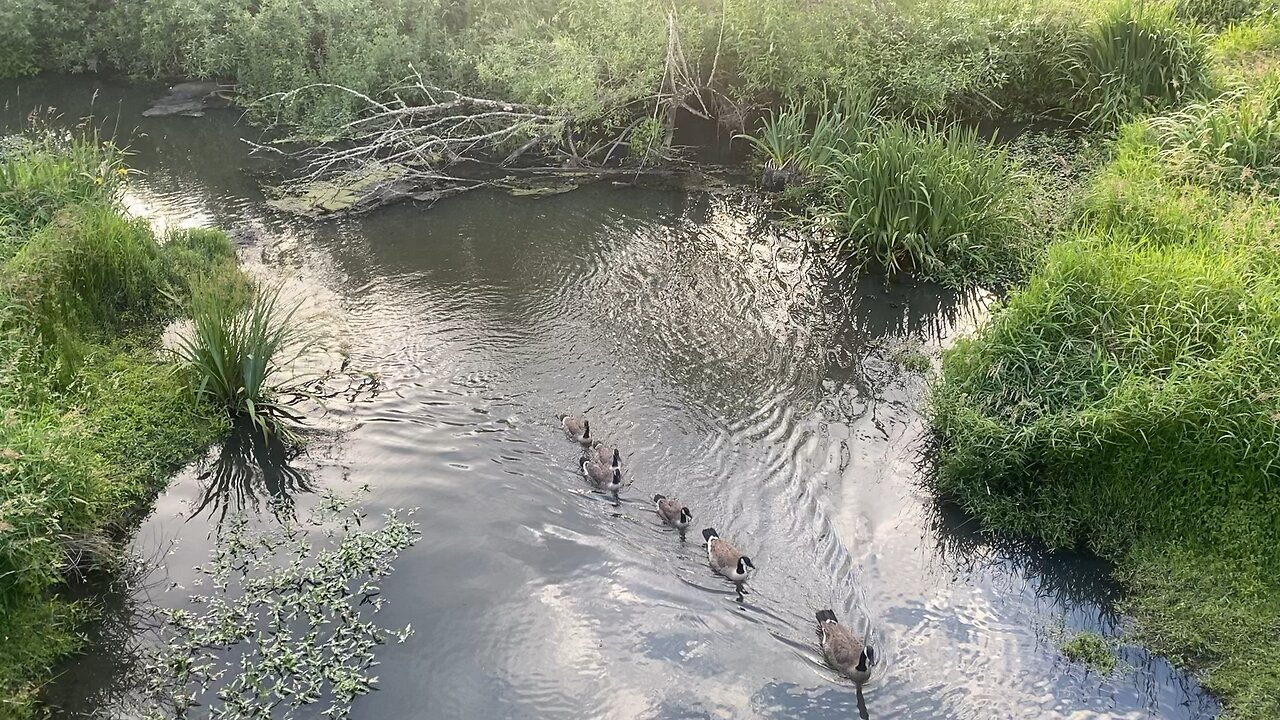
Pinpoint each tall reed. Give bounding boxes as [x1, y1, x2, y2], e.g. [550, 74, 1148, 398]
[739, 91, 883, 188]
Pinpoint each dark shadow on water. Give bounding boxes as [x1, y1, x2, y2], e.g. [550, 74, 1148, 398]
[189, 417, 314, 525]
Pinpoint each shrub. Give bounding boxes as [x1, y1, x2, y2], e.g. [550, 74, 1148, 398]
[1064, 0, 1212, 128]
[816, 121, 1035, 287]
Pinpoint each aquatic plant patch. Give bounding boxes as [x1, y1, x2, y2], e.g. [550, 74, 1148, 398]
[140, 490, 420, 720]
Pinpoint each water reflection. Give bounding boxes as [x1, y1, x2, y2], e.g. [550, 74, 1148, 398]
[188, 418, 313, 523]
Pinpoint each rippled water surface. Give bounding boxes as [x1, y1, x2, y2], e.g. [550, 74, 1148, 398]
[2, 77, 1218, 719]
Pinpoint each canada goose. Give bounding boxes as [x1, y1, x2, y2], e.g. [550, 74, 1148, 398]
[816, 609, 876, 685]
[580, 456, 622, 495]
[702, 528, 754, 583]
[590, 442, 620, 467]
[653, 494, 692, 534]
[561, 415, 592, 445]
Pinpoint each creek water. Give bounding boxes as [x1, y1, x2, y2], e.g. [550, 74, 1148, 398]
[2, 76, 1218, 719]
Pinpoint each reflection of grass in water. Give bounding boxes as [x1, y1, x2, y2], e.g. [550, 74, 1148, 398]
[189, 417, 314, 524]
[144, 489, 419, 720]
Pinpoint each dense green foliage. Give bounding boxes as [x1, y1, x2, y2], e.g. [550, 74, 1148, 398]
[1065, 1, 1213, 128]
[742, 93, 1041, 289]
[1151, 74, 1280, 193]
[0, 134, 246, 718]
[929, 115, 1280, 718]
[0, 0, 1225, 133]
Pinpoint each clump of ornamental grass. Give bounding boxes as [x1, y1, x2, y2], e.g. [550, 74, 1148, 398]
[1064, 0, 1212, 128]
[816, 120, 1035, 288]
[171, 284, 319, 440]
[1150, 73, 1280, 194]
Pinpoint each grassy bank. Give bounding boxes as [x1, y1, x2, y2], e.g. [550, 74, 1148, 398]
[0, 130, 249, 718]
[929, 63, 1280, 719]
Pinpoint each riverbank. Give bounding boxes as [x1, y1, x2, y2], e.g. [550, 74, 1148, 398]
[0, 130, 248, 718]
[929, 46, 1280, 720]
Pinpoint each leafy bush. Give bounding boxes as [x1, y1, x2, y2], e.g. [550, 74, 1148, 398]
[816, 121, 1035, 287]
[1065, 0, 1212, 128]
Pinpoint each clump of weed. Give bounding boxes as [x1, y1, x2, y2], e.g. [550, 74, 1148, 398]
[1151, 73, 1280, 194]
[739, 91, 882, 190]
[1060, 631, 1118, 674]
[0, 126, 126, 250]
[1175, 0, 1262, 29]
[1065, 0, 1212, 128]
[1210, 11, 1280, 83]
[817, 121, 1036, 289]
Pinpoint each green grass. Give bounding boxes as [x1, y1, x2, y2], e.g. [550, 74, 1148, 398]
[1210, 8, 1280, 81]
[1150, 74, 1280, 193]
[1060, 631, 1119, 673]
[1175, 0, 1263, 29]
[0, 132, 247, 718]
[815, 120, 1038, 289]
[929, 121, 1280, 719]
[1065, 0, 1213, 128]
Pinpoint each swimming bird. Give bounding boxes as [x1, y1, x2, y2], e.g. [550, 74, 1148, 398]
[580, 455, 623, 495]
[561, 415, 592, 445]
[816, 609, 876, 685]
[702, 528, 754, 583]
[653, 494, 692, 535]
[589, 442, 620, 467]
